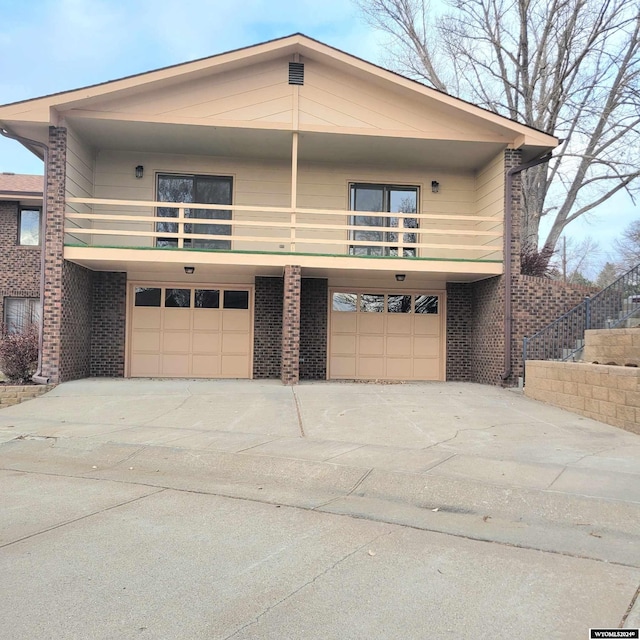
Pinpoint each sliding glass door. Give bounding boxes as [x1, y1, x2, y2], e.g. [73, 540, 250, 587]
[349, 184, 418, 257]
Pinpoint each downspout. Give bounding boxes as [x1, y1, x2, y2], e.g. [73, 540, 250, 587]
[501, 151, 553, 382]
[0, 126, 50, 384]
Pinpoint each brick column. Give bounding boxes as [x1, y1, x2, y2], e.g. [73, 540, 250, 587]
[504, 148, 524, 386]
[504, 148, 523, 277]
[40, 126, 67, 384]
[281, 265, 301, 385]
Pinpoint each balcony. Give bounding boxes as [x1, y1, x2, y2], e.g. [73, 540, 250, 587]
[64, 196, 503, 276]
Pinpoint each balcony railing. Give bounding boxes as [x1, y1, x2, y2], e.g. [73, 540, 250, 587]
[64, 197, 503, 262]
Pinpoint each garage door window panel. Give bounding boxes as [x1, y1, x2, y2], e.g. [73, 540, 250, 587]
[416, 295, 438, 314]
[223, 290, 249, 309]
[332, 293, 357, 311]
[135, 287, 161, 307]
[388, 295, 412, 313]
[195, 289, 220, 308]
[165, 289, 191, 308]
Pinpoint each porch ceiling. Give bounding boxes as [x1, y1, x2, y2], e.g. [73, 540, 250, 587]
[66, 116, 506, 171]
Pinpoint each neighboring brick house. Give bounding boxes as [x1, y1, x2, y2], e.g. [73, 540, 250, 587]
[0, 34, 590, 386]
[0, 173, 43, 334]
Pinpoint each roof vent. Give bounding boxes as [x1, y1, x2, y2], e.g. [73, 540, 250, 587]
[289, 62, 304, 85]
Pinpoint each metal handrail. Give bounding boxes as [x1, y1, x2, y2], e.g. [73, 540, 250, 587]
[523, 263, 640, 376]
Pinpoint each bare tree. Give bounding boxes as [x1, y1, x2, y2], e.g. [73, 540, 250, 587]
[356, 0, 640, 265]
[614, 219, 640, 270]
[548, 235, 602, 284]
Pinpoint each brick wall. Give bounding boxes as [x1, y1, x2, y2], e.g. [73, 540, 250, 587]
[509, 275, 592, 383]
[469, 275, 505, 385]
[91, 272, 127, 377]
[446, 283, 472, 381]
[300, 277, 327, 380]
[281, 265, 301, 385]
[59, 260, 93, 381]
[40, 126, 67, 383]
[253, 276, 283, 378]
[0, 201, 41, 327]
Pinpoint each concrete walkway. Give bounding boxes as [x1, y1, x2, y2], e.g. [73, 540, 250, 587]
[1, 379, 639, 638]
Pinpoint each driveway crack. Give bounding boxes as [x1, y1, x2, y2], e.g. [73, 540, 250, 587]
[291, 387, 305, 437]
[222, 529, 393, 640]
[0, 487, 165, 549]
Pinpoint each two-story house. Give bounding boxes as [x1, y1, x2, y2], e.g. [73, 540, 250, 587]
[0, 34, 588, 387]
[0, 173, 43, 335]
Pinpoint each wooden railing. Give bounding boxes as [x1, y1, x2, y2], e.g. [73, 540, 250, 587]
[64, 197, 503, 261]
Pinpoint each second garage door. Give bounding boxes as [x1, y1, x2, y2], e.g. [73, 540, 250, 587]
[129, 285, 252, 378]
[329, 291, 444, 381]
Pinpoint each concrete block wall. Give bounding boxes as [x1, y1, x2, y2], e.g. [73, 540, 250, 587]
[0, 384, 54, 407]
[525, 361, 639, 435]
[582, 328, 640, 366]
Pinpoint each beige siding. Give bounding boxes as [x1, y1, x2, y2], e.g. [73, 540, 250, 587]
[474, 152, 504, 260]
[297, 161, 478, 258]
[93, 150, 291, 250]
[86, 150, 502, 261]
[299, 58, 501, 139]
[65, 125, 94, 245]
[87, 58, 293, 126]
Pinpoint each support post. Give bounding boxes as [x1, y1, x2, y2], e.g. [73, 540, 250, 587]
[281, 265, 301, 385]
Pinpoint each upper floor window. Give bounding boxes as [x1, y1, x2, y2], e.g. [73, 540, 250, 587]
[156, 174, 233, 250]
[19, 208, 40, 246]
[349, 184, 418, 257]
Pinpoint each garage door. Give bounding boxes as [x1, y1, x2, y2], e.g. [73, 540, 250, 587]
[129, 286, 252, 378]
[329, 291, 444, 381]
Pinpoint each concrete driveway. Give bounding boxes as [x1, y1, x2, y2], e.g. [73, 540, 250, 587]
[1, 379, 639, 638]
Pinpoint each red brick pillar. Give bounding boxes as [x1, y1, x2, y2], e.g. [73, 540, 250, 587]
[40, 126, 67, 384]
[281, 265, 301, 385]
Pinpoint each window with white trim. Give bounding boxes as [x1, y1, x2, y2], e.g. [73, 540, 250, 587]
[19, 208, 41, 246]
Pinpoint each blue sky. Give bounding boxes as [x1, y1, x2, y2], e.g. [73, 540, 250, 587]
[0, 0, 636, 263]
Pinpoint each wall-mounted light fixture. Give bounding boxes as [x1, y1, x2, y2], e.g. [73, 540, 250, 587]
[395, 274, 406, 282]
[135, 165, 144, 179]
[184, 266, 195, 275]
[431, 180, 440, 193]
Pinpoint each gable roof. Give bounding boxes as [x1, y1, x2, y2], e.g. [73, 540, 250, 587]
[0, 173, 43, 197]
[0, 33, 557, 150]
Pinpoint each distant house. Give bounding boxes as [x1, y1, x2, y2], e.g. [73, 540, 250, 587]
[0, 34, 589, 386]
[0, 173, 42, 334]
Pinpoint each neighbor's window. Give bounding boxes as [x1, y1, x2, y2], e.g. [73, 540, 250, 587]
[19, 208, 40, 246]
[349, 184, 418, 257]
[3, 297, 40, 334]
[156, 174, 233, 250]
